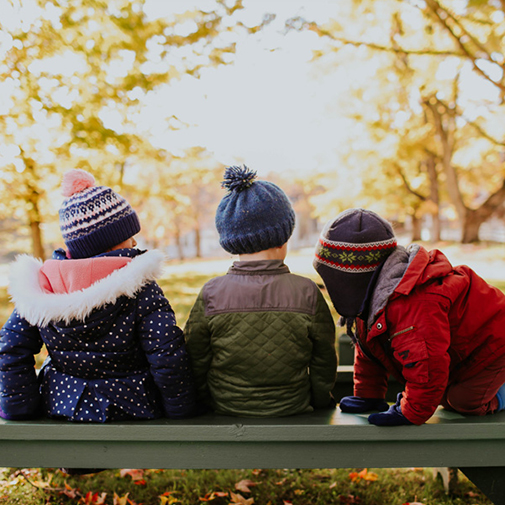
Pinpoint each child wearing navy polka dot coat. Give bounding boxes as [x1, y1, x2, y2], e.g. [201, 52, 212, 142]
[0, 170, 195, 422]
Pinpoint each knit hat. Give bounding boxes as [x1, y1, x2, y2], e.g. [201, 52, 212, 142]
[59, 169, 141, 259]
[215, 165, 296, 255]
[313, 208, 397, 317]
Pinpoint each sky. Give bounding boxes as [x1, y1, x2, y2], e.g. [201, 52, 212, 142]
[138, 0, 354, 177]
[0, 0, 501, 180]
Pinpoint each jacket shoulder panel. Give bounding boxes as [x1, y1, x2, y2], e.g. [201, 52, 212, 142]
[202, 272, 319, 316]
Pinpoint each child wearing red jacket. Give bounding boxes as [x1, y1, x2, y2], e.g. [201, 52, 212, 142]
[313, 208, 505, 426]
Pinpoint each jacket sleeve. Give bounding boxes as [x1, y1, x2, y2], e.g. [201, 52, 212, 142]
[0, 310, 43, 420]
[308, 288, 337, 408]
[388, 297, 451, 425]
[136, 282, 196, 419]
[183, 289, 213, 409]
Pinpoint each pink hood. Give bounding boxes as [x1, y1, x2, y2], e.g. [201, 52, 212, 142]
[39, 256, 131, 294]
[8, 250, 165, 327]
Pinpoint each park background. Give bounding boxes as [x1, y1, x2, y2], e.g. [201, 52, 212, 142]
[0, 0, 505, 504]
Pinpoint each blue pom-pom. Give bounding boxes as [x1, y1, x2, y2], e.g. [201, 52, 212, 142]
[221, 165, 257, 192]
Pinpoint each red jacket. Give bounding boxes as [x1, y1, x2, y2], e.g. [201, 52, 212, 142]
[354, 245, 505, 425]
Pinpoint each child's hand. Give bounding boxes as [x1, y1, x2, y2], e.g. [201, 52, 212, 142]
[367, 393, 413, 426]
[339, 396, 389, 413]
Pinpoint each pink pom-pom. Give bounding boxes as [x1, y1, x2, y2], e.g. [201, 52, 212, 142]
[61, 169, 96, 197]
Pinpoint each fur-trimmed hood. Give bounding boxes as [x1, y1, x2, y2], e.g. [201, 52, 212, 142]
[8, 249, 166, 327]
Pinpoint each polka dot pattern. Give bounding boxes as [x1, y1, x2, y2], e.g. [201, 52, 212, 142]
[0, 248, 196, 422]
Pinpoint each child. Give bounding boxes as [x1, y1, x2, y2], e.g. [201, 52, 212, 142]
[313, 208, 505, 426]
[184, 165, 337, 417]
[0, 169, 195, 422]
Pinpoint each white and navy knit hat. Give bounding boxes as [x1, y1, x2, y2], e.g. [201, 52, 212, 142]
[313, 208, 397, 317]
[215, 165, 295, 255]
[59, 169, 141, 259]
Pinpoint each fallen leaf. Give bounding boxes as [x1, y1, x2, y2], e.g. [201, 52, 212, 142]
[134, 479, 147, 486]
[361, 470, 378, 482]
[199, 493, 217, 502]
[275, 479, 286, 486]
[215, 492, 229, 497]
[283, 501, 293, 505]
[348, 472, 360, 482]
[80, 491, 107, 505]
[120, 469, 145, 482]
[294, 489, 304, 495]
[402, 503, 426, 505]
[349, 469, 378, 483]
[160, 496, 179, 505]
[60, 482, 80, 499]
[234, 479, 258, 493]
[114, 493, 130, 505]
[229, 491, 254, 505]
[329, 482, 337, 489]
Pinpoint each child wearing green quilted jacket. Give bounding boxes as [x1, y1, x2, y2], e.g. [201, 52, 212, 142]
[184, 166, 337, 417]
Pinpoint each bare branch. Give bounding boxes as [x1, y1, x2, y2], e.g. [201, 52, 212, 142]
[393, 162, 427, 200]
[425, 0, 505, 94]
[305, 22, 464, 58]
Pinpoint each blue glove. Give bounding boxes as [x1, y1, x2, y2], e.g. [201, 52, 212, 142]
[368, 393, 413, 426]
[339, 396, 389, 413]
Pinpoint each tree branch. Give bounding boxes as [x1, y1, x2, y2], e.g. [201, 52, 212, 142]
[304, 21, 464, 58]
[393, 162, 427, 200]
[424, 0, 505, 94]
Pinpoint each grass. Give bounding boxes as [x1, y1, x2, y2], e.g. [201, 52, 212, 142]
[0, 467, 493, 505]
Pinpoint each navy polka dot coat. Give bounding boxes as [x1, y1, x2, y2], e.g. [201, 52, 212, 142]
[0, 248, 196, 422]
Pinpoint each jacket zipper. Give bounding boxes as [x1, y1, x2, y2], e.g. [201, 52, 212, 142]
[389, 325, 416, 342]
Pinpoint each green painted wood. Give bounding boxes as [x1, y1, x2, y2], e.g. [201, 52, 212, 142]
[1, 408, 505, 469]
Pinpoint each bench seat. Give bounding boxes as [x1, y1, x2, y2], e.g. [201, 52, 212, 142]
[1, 407, 504, 503]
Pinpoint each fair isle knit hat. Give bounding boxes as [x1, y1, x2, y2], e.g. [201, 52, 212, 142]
[215, 165, 296, 255]
[59, 169, 141, 259]
[313, 208, 397, 317]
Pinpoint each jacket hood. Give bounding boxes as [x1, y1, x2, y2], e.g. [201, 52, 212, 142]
[8, 249, 165, 327]
[367, 244, 453, 327]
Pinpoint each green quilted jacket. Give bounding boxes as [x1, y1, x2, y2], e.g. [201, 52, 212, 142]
[184, 260, 337, 417]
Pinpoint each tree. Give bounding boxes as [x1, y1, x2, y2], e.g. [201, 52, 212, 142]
[0, 0, 249, 258]
[299, 0, 505, 242]
[124, 146, 223, 259]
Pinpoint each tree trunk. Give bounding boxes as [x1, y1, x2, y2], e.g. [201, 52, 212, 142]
[426, 154, 441, 242]
[174, 228, 184, 260]
[423, 96, 468, 240]
[30, 219, 45, 260]
[194, 226, 201, 258]
[411, 213, 422, 241]
[462, 210, 482, 244]
[461, 179, 505, 243]
[26, 189, 45, 260]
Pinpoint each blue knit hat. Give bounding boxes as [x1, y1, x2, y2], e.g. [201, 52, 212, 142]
[215, 165, 296, 255]
[59, 169, 141, 258]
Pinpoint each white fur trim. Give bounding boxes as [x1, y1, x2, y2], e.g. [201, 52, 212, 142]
[8, 250, 166, 327]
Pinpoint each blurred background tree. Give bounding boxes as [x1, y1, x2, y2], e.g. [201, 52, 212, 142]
[0, 0, 250, 259]
[1, 0, 505, 265]
[301, 0, 505, 243]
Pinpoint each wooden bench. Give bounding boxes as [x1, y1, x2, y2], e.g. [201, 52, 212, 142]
[1, 408, 504, 504]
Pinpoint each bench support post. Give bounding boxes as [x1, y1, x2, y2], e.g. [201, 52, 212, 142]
[459, 467, 505, 505]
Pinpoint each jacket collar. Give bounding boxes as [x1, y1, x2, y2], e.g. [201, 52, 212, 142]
[8, 249, 165, 327]
[228, 259, 290, 276]
[366, 244, 421, 328]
